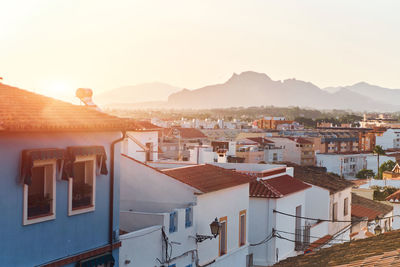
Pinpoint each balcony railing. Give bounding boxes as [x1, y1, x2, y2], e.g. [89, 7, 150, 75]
[295, 225, 311, 251]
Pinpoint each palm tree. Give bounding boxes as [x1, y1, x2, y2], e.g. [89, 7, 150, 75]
[373, 145, 385, 179]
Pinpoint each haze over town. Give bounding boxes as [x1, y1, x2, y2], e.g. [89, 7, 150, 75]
[3, 1, 400, 267]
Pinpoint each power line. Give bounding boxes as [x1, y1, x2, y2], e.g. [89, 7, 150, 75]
[249, 232, 274, 246]
[273, 209, 397, 223]
[275, 229, 349, 243]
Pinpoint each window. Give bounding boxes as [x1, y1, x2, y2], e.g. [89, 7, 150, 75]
[23, 160, 56, 225]
[185, 207, 193, 228]
[295, 205, 302, 251]
[145, 142, 153, 161]
[239, 210, 246, 246]
[344, 197, 349, 216]
[68, 155, 96, 216]
[169, 211, 178, 233]
[219, 216, 227, 256]
[332, 202, 338, 221]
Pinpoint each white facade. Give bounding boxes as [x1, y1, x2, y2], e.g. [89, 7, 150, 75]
[249, 189, 309, 266]
[268, 138, 302, 165]
[120, 209, 197, 267]
[376, 129, 400, 149]
[195, 184, 250, 267]
[120, 155, 250, 267]
[189, 146, 216, 164]
[316, 153, 367, 178]
[328, 188, 352, 241]
[264, 148, 283, 163]
[122, 131, 159, 163]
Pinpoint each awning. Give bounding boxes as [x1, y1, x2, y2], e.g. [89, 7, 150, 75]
[80, 253, 115, 267]
[62, 146, 108, 180]
[20, 148, 66, 185]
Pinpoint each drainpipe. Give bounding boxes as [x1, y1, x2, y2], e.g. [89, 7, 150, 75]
[109, 131, 126, 248]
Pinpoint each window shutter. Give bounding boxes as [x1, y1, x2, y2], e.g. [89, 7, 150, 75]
[169, 212, 174, 233]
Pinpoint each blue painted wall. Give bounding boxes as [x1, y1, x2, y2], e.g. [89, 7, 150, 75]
[0, 132, 121, 266]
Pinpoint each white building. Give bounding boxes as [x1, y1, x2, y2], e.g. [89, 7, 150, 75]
[316, 153, 367, 178]
[120, 156, 251, 267]
[122, 130, 159, 163]
[376, 129, 400, 150]
[248, 174, 314, 266]
[290, 164, 354, 241]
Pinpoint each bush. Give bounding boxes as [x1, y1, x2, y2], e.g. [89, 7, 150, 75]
[356, 169, 375, 179]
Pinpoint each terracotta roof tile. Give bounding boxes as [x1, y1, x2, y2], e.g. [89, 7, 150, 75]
[162, 164, 252, 193]
[250, 175, 311, 199]
[351, 193, 392, 220]
[162, 127, 207, 139]
[0, 83, 138, 132]
[274, 230, 400, 266]
[286, 163, 354, 194]
[249, 179, 282, 198]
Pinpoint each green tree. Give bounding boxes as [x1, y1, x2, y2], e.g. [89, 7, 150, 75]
[373, 145, 386, 179]
[379, 160, 396, 177]
[355, 169, 375, 179]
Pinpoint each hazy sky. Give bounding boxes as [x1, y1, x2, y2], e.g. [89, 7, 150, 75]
[1, 0, 400, 102]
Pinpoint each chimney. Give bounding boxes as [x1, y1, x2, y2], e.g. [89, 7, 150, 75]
[75, 88, 101, 111]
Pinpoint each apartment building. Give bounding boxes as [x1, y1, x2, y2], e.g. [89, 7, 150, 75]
[269, 137, 315, 166]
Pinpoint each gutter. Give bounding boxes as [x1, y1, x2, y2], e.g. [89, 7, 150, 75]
[109, 131, 126, 248]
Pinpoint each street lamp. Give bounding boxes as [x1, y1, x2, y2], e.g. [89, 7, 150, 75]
[196, 218, 221, 243]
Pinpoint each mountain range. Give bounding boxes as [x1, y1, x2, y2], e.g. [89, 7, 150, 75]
[97, 71, 400, 112]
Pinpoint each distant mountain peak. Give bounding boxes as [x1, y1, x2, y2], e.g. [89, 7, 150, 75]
[226, 71, 271, 84]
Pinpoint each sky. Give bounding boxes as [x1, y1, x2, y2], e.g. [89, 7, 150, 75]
[1, 0, 400, 102]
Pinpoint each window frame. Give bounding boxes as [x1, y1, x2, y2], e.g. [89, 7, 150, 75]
[332, 202, 338, 221]
[239, 210, 247, 247]
[219, 216, 228, 256]
[169, 211, 178, 233]
[68, 155, 96, 216]
[23, 159, 56, 225]
[185, 207, 193, 228]
[344, 197, 349, 216]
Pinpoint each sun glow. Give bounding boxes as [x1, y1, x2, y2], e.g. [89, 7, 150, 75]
[40, 80, 77, 103]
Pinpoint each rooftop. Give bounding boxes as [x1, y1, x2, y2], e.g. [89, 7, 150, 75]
[352, 193, 393, 220]
[386, 189, 400, 202]
[274, 230, 400, 266]
[0, 83, 136, 132]
[286, 163, 354, 194]
[250, 175, 311, 198]
[162, 127, 207, 139]
[162, 164, 252, 193]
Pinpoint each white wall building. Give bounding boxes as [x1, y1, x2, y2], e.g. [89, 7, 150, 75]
[316, 153, 367, 178]
[122, 131, 159, 163]
[120, 156, 251, 267]
[376, 129, 400, 150]
[248, 175, 314, 266]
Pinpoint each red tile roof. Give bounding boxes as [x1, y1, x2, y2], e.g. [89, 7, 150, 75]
[287, 137, 313, 144]
[386, 189, 400, 202]
[352, 193, 392, 220]
[246, 137, 274, 144]
[135, 120, 161, 130]
[162, 164, 252, 193]
[274, 230, 400, 266]
[162, 127, 207, 139]
[286, 163, 354, 194]
[249, 179, 282, 198]
[0, 83, 137, 132]
[308, 234, 332, 250]
[250, 175, 311, 198]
